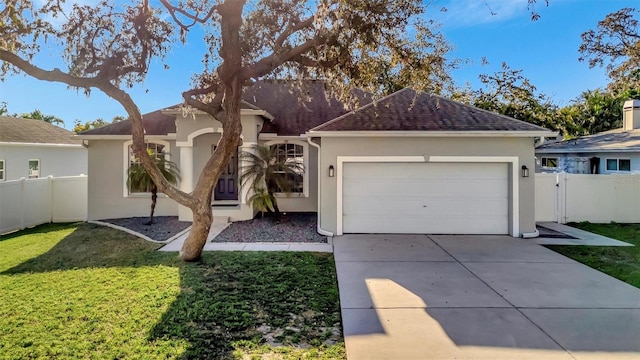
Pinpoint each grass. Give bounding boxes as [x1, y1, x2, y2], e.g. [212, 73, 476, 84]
[545, 222, 640, 288]
[0, 223, 344, 359]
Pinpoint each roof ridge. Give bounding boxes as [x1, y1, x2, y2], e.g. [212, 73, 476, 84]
[309, 88, 412, 132]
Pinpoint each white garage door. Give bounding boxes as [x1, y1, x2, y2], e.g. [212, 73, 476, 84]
[342, 162, 509, 234]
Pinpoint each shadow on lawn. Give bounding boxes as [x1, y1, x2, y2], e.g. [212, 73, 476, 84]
[3, 223, 341, 359]
[1, 223, 171, 274]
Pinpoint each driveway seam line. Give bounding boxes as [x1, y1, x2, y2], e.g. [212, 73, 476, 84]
[425, 234, 574, 357]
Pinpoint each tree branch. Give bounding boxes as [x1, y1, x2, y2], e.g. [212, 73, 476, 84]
[0, 50, 192, 206]
[158, 0, 220, 31]
[241, 34, 331, 80]
[182, 81, 226, 121]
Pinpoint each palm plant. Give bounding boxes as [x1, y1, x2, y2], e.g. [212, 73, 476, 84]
[127, 149, 180, 225]
[239, 144, 304, 218]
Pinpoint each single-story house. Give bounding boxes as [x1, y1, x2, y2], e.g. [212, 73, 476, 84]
[0, 116, 87, 181]
[76, 81, 554, 237]
[535, 99, 640, 174]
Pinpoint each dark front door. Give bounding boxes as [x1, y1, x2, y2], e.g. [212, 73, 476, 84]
[213, 145, 239, 201]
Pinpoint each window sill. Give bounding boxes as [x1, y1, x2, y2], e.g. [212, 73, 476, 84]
[274, 193, 306, 198]
[125, 193, 170, 198]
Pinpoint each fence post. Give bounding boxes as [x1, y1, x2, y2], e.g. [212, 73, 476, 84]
[19, 177, 25, 230]
[49, 175, 54, 223]
[557, 173, 568, 224]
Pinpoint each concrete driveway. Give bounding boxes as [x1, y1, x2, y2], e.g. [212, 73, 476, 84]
[334, 234, 640, 360]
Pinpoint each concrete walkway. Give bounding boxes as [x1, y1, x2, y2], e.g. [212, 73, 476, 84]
[334, 234, 640, 360]
[158, 218, 332, 252]
[535, 222, 633, 246]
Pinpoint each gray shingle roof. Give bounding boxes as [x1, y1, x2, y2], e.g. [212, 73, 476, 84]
[78, 108, 177, 136]
[0, 116, 80, 144]
[310, 88, 551, 133]
[78, 101, 261, 136]
[243, 80, 371, 135]
[78, 84, 552, 137]
[536, 128, 640, 153]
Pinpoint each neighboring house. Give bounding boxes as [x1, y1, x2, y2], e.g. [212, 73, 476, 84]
[0, 116, 87, 181]
[536, 100, 640, 174]
[76, 81, 553, 237]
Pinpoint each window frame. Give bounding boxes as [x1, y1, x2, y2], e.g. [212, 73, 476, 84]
[605, 158, 631, 172]
[28, 159, 40, 179]
[540, 157, 558, 168]
[265, 139, 309, 198]
[0, 159, 5, 181]
[122, 139, 171, 197]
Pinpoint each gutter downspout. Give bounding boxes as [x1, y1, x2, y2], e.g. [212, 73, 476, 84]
[307, 136, 334, 237]
[522, 229, 539, 239]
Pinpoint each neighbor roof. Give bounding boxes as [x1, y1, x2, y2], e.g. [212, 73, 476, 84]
[0, 116, 80, 145]
[536, 128, 640, 153]
[309, 88, 552, 133]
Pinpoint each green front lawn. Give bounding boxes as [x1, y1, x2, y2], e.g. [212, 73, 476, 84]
[545, 222, 640, 288]
[0, 223, 344, 359]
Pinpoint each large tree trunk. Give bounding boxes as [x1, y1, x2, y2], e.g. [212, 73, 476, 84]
[180, 199, 212, 261]
[178, 0, 245, 261]
[147, 187, 157, 225]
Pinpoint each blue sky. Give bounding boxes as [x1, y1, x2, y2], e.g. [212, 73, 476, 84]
[0, 0, 636, 129]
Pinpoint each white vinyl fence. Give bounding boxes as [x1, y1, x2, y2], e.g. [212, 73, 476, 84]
[536, 173, 640, 224]
[0, 175, 87, 234]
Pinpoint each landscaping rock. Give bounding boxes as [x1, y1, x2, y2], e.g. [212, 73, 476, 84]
[102, 216, 191, 242]
[213, 213, 327, 243]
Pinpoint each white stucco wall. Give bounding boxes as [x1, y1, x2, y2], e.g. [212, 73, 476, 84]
[86, 140, 179, 220]
[0, 144, 87, 181]
[317, 136, 537, 236]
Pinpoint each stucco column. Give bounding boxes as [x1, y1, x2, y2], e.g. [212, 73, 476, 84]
[178, 144, 193, 221]
[238, 142, 256, 205]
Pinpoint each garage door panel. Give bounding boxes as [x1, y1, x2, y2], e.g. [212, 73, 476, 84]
[342, 162, 509, 234]
[344, 162, 502, 179]
[343, 197, 507, 217]
[343, 178, 508, 197]
[343, 214, 509, 234]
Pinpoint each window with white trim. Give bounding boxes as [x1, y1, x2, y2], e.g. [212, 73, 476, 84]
[541, 157, 558, 168]
[28, 159, 40, 179]
[0, 160, 4, 181]
[127, 142, 167, 193]
[269, 142, 304, 194]
[606, 158, 631, 172]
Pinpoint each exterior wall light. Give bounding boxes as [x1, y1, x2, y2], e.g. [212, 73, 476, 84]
[521, 165, 529, 178]
[329, 165, 335, 177]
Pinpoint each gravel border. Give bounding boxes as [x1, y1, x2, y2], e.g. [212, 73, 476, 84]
[101, 213, 327, 243]
[213, 213, 327, 243]
[101, 217, 192, 242]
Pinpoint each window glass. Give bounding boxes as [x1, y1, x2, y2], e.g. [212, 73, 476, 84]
[0, 160, 4, 180]
[619, 159, 631, 171]
[270, 143, 304, 193]
[128, 143, 166, 193]
[28, 160, 40, 179]
[606, 159, 618, 171]
[542, 157, 558, 168]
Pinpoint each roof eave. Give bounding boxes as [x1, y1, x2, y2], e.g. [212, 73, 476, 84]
[162, 108, 275, 121]
[535, 148, 640, 154]
[306, 130, 557, 138]
[0, 141, 84, 148]
[73, 134, 176, 140]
